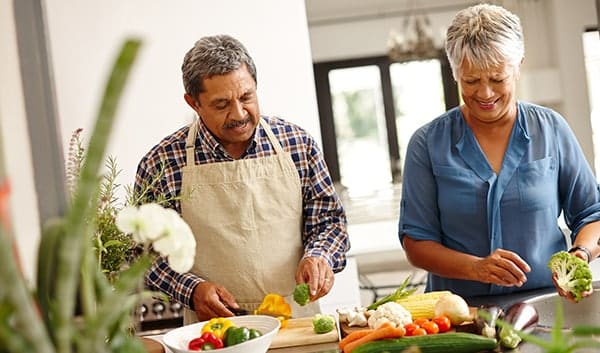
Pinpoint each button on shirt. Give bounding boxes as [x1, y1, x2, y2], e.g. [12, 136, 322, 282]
[136, 116, 349, 309]
[399, 102, 600, 297]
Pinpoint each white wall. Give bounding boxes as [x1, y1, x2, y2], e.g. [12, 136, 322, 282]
[549, 0, 597, 169]
[2, 0, 320, 281]
[308, 0, 598, 171]
[0, 0, 42, 282]
[44, 0, 321, 201]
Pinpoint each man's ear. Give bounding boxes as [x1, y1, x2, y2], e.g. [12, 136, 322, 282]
[184, 93, 199, 110]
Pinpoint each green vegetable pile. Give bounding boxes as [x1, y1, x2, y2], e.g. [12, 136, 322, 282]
[312, 314, 335, 334]
[293, 283, 310, 306]
[547, 251, 592, 302]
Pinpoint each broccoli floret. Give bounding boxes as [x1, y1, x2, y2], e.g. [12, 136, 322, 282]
[293, 283, 310, 306]
[312, 314, 335, 334]
[499, 326, 522, 349]
[547, 251, 593, 302]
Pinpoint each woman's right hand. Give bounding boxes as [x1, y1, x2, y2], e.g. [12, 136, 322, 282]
[474, 248, 531, 287]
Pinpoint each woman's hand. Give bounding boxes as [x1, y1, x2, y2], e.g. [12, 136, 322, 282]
[552, 272, 594, 303]
[192, 281, 238, 321]
[474, 249, 531, 287]
[552, 251, 594, 303]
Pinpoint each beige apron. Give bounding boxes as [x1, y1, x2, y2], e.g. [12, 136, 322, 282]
[181, 118, 320, 324]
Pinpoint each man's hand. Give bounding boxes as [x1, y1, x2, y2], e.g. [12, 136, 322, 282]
[192, 281, 239, 321]
[295, 256, 334, 301]
[474, 248, 531, 287]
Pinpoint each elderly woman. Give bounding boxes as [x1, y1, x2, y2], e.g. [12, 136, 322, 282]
[399, 3, 600, 301]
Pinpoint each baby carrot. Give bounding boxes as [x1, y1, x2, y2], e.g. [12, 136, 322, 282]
[343, 323, 406, 353]
[338, 328, 374, 350]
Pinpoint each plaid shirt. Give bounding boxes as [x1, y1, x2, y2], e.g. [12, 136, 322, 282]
[135, 116, 349, 309]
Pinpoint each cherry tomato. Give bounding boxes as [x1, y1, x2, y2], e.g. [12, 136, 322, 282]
[433, 315, 452, 333]
[412, 327, 428, 336]
[403, 323, 419, 336]
[413, 318, 429, 326]
[421, 320, 439, 334]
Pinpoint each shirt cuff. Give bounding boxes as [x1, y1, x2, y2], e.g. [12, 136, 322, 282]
[303, 250, 334, 269]
[180, 275, 204, 310]
[568, 245, 592, 263]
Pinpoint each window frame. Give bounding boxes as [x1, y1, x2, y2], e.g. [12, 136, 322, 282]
[313, 51, 458, 184]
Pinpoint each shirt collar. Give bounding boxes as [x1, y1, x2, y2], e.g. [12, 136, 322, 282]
[195, 117, 260, 158]
[454, 101, 530, 149]
[454, 102, 530, 181]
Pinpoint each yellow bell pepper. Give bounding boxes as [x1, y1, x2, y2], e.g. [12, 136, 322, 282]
[201, 317, 235, 340]
[254, 294, 292, 329]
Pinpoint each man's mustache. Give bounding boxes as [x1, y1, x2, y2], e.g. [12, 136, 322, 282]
[224, 116, 252, 128]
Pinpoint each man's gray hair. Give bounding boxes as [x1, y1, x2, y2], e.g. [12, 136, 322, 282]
[445, 4, 524, 80]
[182, 34, 257, 101]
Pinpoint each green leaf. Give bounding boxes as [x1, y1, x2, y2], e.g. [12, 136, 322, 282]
[367, 276, 416, 310]
[103, 239, 124, 248]
[52, 39, 141, 353]
[0, 226, 55, 353]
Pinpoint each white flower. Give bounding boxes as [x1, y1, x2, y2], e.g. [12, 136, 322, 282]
[137, 203, 173, 241]
[152, 208, 186, 254]
[168, 241, 196, 273]
[115, 203, 166, 242]
[157, 209, 196, 273]
[115, 205, 145, 243]
[115, 203, 196, 273]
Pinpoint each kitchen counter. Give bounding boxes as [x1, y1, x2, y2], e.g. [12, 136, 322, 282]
[152, 280, 600, 353]
[268, 342, 339, 353]
[267, 280, 600, 353]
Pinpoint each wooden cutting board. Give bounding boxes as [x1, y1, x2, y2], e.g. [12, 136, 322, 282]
[270, 317, 339, 348]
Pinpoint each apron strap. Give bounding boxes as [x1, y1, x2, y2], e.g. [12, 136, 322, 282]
[259, 118, 285, 155]
[185, 120, 199, 167]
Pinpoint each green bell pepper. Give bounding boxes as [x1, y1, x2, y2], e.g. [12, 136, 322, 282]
[248, 328, 262, 339]
[223, 326, 262, 347]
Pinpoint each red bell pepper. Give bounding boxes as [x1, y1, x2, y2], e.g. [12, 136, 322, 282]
[188, 332, 224, 351]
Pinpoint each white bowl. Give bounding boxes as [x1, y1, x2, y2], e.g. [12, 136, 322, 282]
[163, 315, 281, 353]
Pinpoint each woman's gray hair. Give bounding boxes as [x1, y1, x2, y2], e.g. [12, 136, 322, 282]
[182, 34, 257, 101]
[445, 4, 524, 80]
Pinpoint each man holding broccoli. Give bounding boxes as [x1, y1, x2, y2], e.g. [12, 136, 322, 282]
[136, 35, 349, 322]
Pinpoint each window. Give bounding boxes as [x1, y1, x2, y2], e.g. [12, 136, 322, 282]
[314, 54, 457, 196]
[391, 59, 447, 166]
[329, 65, 391, 192]
[582, 30, 600, 177]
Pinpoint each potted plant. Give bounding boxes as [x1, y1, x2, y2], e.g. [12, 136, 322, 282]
[0, 38, 195, 353]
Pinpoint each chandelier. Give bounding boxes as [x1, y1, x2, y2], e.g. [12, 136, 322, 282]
[387, 14, 439, 62]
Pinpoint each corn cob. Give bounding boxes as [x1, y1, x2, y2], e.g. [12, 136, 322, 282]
[396, 291, 452, 319]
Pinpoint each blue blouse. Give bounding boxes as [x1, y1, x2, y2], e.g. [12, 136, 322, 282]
[399, 101, 600, 297]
